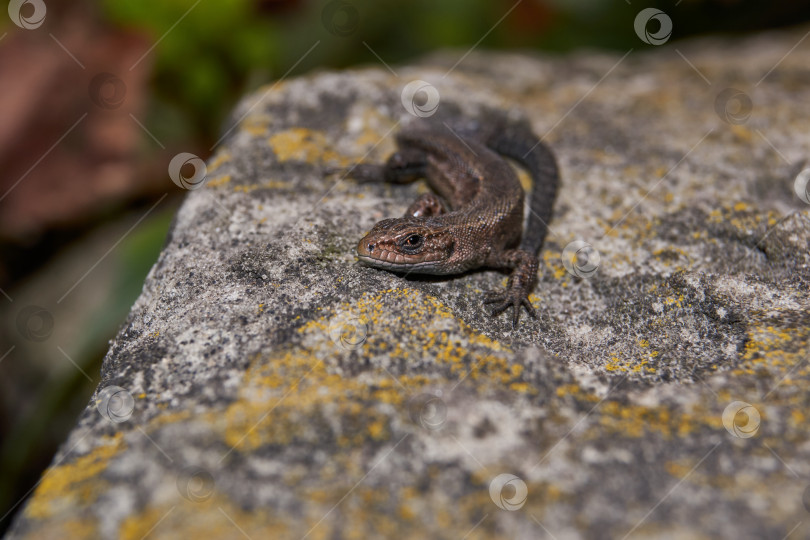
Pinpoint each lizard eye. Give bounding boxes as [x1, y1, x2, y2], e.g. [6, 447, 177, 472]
[400, 234, 424, 252]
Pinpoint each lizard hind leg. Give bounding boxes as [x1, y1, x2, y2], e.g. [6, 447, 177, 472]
[405, 193, 446, 218]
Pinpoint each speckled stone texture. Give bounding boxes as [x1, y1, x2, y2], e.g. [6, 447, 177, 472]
[7, 28, 810, 540]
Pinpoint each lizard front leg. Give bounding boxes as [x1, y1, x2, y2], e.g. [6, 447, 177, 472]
[345, 148, 426, 184]
[482, 249, 539, 328]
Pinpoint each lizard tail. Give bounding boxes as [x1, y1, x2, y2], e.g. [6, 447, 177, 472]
[482, 119, 560, 255]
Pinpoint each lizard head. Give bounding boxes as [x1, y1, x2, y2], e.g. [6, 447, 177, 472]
[356, 217, 455, 273]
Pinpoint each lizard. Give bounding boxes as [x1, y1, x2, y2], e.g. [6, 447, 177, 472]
[347, 114, 559, 328]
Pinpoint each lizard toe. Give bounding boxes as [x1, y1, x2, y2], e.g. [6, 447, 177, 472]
[488, 301, 511, 317]
[521, 298, 538, 319]
[482, 292, 506, 305]
[511, 305, 522, 329]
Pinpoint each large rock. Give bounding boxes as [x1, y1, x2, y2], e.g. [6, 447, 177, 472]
[7, 27, 810, 539]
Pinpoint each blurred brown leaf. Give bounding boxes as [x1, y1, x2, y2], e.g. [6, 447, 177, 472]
[0, 4, 163, 242]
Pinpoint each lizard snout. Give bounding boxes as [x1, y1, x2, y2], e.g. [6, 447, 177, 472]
[356, 238, 375, 257]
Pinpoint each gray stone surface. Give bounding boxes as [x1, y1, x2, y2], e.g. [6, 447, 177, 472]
[7, 27, 810, 539]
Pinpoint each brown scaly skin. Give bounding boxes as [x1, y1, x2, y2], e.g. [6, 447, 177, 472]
[350, 116, 559, 328]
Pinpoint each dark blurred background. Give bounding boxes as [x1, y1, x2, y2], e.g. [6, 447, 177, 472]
[1, 0, 809, 532]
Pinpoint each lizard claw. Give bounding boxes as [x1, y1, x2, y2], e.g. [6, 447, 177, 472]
[482, 290, 537, 328]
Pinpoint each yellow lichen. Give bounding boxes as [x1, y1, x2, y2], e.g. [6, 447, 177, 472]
[25, 434, 125, 520]
[205, 175, 231, 188]
[207, 151, 231, 173]
[268, 128, 350, 166]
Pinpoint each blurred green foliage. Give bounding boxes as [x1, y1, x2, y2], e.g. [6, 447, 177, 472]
[101, 0, 279, 141]
[98, 0, 810, 149]
[98, 0, 645, 145]
[99, 0, 810, 149]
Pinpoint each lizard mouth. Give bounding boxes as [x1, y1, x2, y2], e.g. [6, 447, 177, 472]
[356, 243, 443, 272]
[357, 250, 429, 269]
[357, 254, 442, 272]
